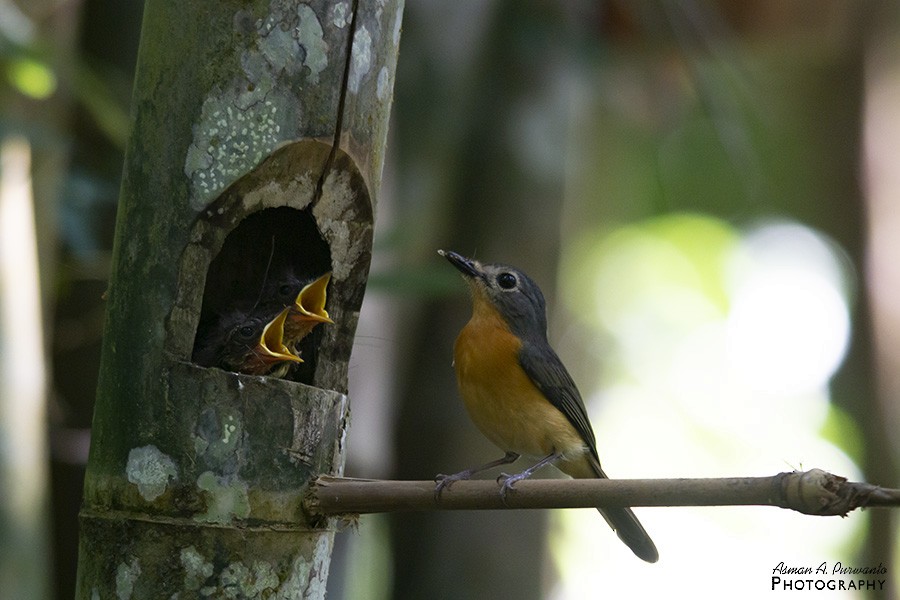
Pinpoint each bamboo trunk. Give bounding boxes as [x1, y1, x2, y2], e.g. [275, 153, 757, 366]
[76, 1, 403, 597]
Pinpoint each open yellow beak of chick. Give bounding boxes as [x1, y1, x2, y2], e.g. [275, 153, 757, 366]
[259, 306, 304, 365]
[284, 272, 333, 346]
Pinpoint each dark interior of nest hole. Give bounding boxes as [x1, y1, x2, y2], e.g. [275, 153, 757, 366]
[191, 207, 332, 384]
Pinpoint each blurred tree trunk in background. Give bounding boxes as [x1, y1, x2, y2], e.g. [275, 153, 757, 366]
[388, 3, 577, 598]
[860, 1, 900, 590]
[0, 140, 52, 600]
[0, 1, 85, 598]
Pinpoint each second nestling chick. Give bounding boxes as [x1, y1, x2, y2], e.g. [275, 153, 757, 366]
[193, 305, 302, 375]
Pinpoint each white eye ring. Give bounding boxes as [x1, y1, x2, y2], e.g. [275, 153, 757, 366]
[496, 272, 517, 290]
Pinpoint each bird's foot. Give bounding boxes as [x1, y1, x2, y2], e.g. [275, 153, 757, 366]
[434, 470, 473, 501]
[496, 471, 531, 505]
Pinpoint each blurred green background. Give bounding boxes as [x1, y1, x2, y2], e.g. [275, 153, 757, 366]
[1, 1, 898, 598]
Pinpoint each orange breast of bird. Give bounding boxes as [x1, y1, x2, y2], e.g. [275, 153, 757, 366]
[453, 296, 586, 459]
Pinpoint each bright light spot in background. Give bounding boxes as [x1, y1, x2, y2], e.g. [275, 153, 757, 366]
[726, 224, 851, 396]
[6, 58, 57, 100]
[553, 214, 861, 600]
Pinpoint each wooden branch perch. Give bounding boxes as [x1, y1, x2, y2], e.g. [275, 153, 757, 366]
[306, 469, 900, 518]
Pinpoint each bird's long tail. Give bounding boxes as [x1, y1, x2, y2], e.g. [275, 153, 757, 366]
[582, 456, 659, 563]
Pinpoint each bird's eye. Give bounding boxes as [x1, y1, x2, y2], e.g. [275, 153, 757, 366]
[497, 272, 517, 290]
[238, 325, 255, 338]
[279, 283, 294, 297]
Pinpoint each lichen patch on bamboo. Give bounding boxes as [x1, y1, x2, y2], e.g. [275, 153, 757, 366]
[221, 560, 280, 596]
[180, 546, 214, 591]
[392, 8, 402, 46]
[377, 66, 390, 100]
[185, 96, 294, 210]
[279, 538, 333, 599]
[313, 169, 363, 281]
[125, 445, 177, 502]
[331, 2, 350, 28]
[115, 557, 141, 599]
[195, 406, 243, 460]
[348, 25, 372, 94]
[184, 0, 334, 209]
[195, 470, 251, 523]
[295, 5, 329, 82]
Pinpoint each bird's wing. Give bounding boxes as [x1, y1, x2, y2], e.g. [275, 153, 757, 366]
[517, 340, 599, 459]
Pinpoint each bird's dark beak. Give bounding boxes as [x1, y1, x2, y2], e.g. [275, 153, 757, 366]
[259, 307, 303, 364]
[438, 249, 482, 279]
[291, 272, 333, 324]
